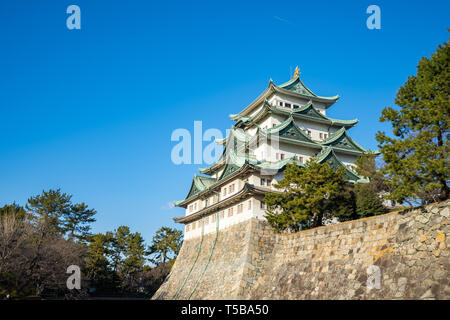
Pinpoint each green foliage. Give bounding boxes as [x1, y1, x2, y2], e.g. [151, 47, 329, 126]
[63, 203, 97, 242]
[0, 203, 28, 220]
[85, 226, 147, 293]
[376, 37, 450, 205]
[84, 233, 115, 291]
[264, 161, 352, 233]
[354, 183, 387, 218]
[114, 226, 147, 276]
[26, 189, 96, 241]
[354, 152, 389, 193]
[148, 227, 183, 265]
[26, 189, 72, 234]
[2, 187, 177, 297]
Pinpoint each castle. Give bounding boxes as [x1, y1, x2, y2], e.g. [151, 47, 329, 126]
[174, 67, 369, 240]
[154, 69, 449, 300]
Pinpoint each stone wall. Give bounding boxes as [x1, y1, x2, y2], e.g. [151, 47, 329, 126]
[154, 201, 449, 300]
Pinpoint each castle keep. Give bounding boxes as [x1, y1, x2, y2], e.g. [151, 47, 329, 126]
[175, 68, 369, 240]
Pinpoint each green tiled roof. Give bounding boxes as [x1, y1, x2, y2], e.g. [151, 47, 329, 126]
[315, 147, 363, 182]
[233, 100, 358, 129]
[184, 175, 217, 199]
[230, 75, 341, 121]
[320, 127, 367, 153]
[278, 76, 340, 101]
[266, 116, 315, 143]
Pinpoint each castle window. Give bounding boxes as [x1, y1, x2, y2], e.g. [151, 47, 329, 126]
[229, 184, 235, 193]
[186, 224, 190, 232]
[228, 207, 234, 217]
[320, 133, 323, 139]
[285, 103, 291, 108]
[267, 179, 271, 187]
[237, 204, 243, 214]
[280, 153, 285, 160]
[307, 130, 311, 137]
[220, 211, 225, 219]
[248, 200, 252, 210]
[205, 216, 209, 224]
[192, 222, 196, 230]
[261, 178, 265, 186]
[260, 201, 266, 209]
[293, 105, 299, 109]
[211, 214, 216, 223]
[223, 188, 227, 197]
[324, 133, 328, 139]
[279, 101, 283, 107]
[299, 156, 303, 163]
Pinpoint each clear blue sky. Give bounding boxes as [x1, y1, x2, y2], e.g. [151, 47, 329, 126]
[0, 1, 448, 244]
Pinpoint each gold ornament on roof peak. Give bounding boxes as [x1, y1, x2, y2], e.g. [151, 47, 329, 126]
[293, 66, 300, 78]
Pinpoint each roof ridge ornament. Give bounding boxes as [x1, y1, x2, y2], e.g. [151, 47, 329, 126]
[293, 66, 300, 78]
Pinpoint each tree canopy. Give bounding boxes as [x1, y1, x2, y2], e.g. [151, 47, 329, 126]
[264, 161, 352, 233]
[26, 188, 96, 241]
[148, 227, 183, 265]
[376, 37, 450, 205]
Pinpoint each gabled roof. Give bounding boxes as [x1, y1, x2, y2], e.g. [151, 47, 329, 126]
[263, 116, 318, 146]
[278, 76, 339, 101]
[230, 76, 339, 120]
[199, 130, 254, 175]
[217, 162, 243, 181]
[232, 100, 358, 129]
[216, 126, 252, 146]
[320, 127, 367, 154]
[184, 175, 217, 200]
[315, 147, 363, 182]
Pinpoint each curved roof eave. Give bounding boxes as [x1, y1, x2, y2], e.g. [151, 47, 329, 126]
[230, 80, 276, 120]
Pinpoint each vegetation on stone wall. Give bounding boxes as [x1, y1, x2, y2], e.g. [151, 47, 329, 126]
[0, 189, 182, 299]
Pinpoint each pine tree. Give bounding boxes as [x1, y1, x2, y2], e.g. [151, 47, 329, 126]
[0, 203, 28, 220]
[354, 152, 390, 193]
[63, 202, 97, 242]
[264, 161, 352, 233]
[376, 37, 450, 205]
[26, 189, 72, 234]
[354, 183, 387, 218]
[148, 227, 183, 265]
[26, 189, 96, 241]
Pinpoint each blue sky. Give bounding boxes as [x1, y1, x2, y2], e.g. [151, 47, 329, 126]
[0, 0, 448, 244]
